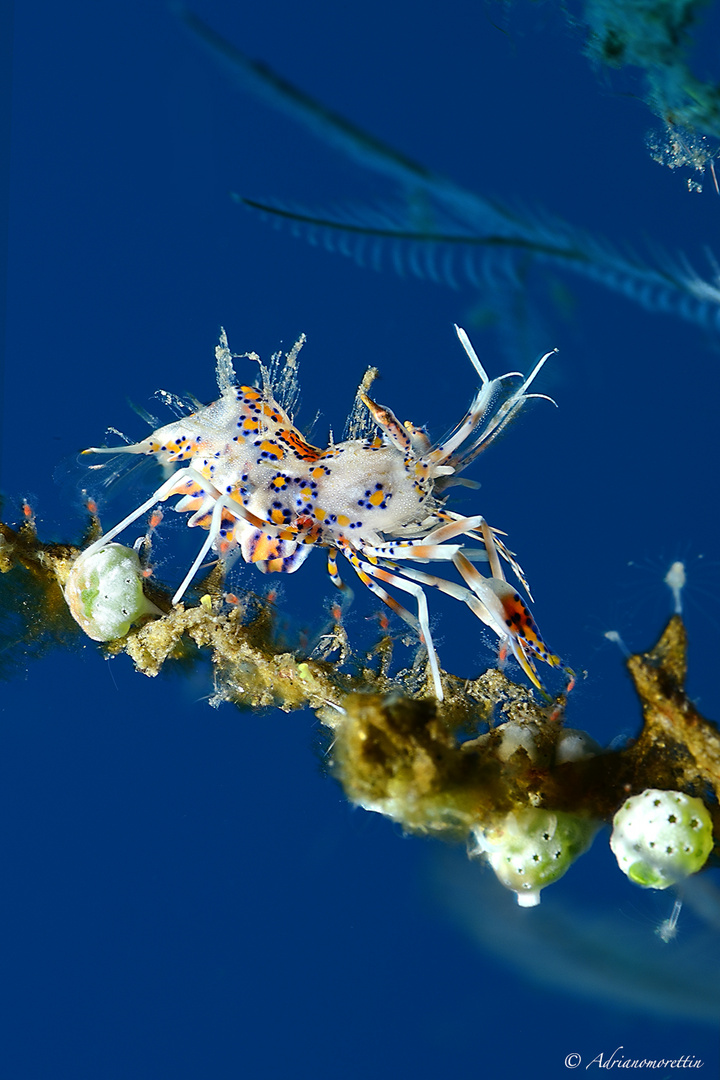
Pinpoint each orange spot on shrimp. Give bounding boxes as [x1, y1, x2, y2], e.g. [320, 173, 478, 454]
[79, 327, 562, 701]
[259, 439, 283, 460]
[181, 497, 205, 513]
[247, 533, 282, 564]
[278, 429, 323, 462]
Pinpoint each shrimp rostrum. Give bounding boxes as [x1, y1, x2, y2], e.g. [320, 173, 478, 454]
[81, 326, 562, 700]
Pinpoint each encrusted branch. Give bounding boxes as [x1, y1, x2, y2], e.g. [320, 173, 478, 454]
[1, 514, 717, 905]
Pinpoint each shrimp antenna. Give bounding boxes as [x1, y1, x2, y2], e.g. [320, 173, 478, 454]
[454, 324, 490, 384]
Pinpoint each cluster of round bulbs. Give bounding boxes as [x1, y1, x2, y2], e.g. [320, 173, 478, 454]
[476, 788, 714, 907]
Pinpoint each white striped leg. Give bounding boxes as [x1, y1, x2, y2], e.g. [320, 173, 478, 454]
[480, 519, 504, 581]
[342, 552, 420, 633]
[371, 557, 533, 685]
[81, 466, 215, 560]
[439, 512, 533, 597]
[380, 559, 497, 628]
[421, 514, 486, 544]
[326, 547, 354, 609]
[341, 547, 444, 700]
[172, 496, 231, 604]
[372, 555, 544, 691]
[361, 514, 490, 563]
[171, 494, 296, 604]
[452, 552, 542, 690]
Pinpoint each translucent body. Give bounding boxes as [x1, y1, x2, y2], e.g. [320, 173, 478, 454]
[81, 328, 563, 699]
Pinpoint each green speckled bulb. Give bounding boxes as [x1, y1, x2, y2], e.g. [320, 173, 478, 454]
[610, 789, 714, 889]
[64, 543, 161, 641]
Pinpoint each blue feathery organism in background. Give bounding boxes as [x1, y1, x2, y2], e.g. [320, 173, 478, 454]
[178, 8, 720, 364]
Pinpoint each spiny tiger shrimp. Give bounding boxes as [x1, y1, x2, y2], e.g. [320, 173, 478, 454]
[81, 325, 563, 700]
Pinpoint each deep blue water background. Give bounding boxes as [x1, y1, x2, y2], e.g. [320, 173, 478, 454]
[3, 2, 720, 1077]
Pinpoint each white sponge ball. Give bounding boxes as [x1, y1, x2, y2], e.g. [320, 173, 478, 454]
[473, 807, 598, 907]
[64, 543, 161, 641]
[610, 789, 713, 889]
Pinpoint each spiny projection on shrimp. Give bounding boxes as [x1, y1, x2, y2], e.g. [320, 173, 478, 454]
[77, 326, 566, 700]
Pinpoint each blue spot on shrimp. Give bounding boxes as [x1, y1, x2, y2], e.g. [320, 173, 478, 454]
[80, 325, 564, 700]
